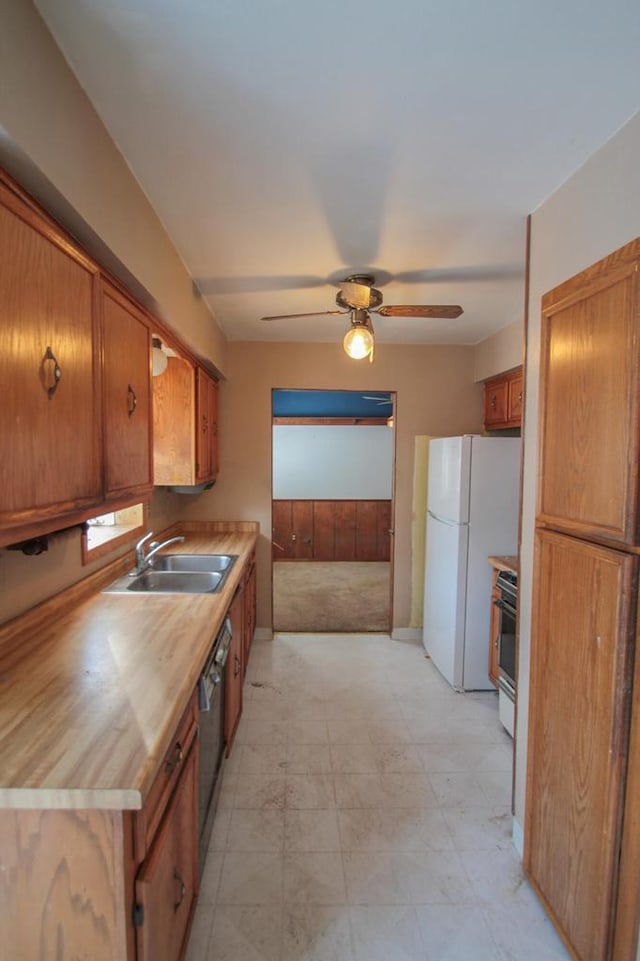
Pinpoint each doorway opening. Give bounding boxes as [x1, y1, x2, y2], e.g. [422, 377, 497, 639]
[271, 389, 395, 632]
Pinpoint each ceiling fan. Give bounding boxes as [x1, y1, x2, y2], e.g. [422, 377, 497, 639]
[261, 274, 463, 361]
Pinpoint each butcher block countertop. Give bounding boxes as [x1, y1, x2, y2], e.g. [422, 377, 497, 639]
[487, 554, 519, 575]
[0, 523, 258, 811]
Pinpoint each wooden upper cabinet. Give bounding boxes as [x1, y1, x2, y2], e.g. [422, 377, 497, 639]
[153, 355, 196, 486]
[153, 358, 219, 487]
[537, 239, 640, 545]
[195, 367, 218, 484]
[0, 176, 102, 539]
[525, 529, 636, 961]
[483, 367, 523, 430]
[101, 279, 153, 500]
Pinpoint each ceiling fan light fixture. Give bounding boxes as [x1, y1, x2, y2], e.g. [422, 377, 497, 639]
[343, 314, 374, 361]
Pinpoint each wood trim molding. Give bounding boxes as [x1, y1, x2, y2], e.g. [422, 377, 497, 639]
[272, 417, 389, 426]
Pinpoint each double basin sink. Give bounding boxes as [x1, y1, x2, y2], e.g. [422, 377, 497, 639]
[103, 554, 238, 595]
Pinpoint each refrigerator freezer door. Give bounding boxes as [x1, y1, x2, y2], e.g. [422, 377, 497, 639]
[427, 436, 472, 523]
[422, 511, 469, 688]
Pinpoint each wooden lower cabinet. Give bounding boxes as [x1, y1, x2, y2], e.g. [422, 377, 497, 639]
[225, 587, 244, 753]
[0, 694, 199, 961]
[135, 743, 198, 961]
[243, 551, 257, 674]
[525, 529, 636, 961]
[488, 567, 500, 688]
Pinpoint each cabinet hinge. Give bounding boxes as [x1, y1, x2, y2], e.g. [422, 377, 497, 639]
[132, 904, 144, 927]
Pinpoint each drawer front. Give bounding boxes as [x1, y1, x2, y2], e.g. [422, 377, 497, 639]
[136, 691, 198, 860]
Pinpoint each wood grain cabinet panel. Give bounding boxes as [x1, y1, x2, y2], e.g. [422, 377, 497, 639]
[334, 501, 357, 560]
[0, 692, 200, 961]
[135, 744, 198, 961]
[483, 367, 523, 430]
[525, 530, 636, 961]
[0, 177, 102, 536]
[225, 588, 244, 753]
[153, 360, 219, 488]
[195, 368, 218, 484]
[101, 279, 153, 500]
[242, 551, 257, 673]
[153, 356, 196, 487]
[537, 251, 640, 545]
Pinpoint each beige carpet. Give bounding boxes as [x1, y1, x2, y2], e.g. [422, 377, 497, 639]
[273, 561, 390, 632]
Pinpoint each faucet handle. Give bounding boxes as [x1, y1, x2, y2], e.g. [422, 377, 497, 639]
[135, 531, 154, 552]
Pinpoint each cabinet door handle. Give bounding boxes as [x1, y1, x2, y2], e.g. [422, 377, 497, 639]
[127, 384, 137, 416]
[164, 741, 184, 774]
[490, 396, 497, 409]
[234, 653, 241, 677]
[173, 870, 186, 910]
[42, 346, 62, 399]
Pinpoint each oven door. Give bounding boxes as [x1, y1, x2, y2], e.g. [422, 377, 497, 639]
[494, 595, 517, 698]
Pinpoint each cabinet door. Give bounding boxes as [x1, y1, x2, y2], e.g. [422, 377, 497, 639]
[153, 356, 196, 487]
[525, 530, 636, 961]
[507, 373, 523, 426]
[537, 240, 640, 544]
[243, 554, 257, 671]
[225, 590, 244, 753]
[101, 280, 153, 499]
[0, 180, 102, 533]
[355, 501, 379, 560]
[135, 743, 198, 961]
[195, 367, 218, 483]
[483, 379, 508, 427]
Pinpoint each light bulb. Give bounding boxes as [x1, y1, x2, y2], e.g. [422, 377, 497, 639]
[343, 325, 374, 360]
[152, 337, 168, 376]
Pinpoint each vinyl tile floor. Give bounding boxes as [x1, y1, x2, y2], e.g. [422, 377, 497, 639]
[186, 633, 570, 961]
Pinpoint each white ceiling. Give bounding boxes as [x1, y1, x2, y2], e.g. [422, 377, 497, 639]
[35, 0, 640, 347]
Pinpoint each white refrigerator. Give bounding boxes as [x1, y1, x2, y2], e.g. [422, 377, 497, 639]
[422, 435, 520, 690]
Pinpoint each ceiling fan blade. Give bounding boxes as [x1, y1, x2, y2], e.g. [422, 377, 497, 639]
[377, 305, 464, 319]
[261, 310, 346, 322]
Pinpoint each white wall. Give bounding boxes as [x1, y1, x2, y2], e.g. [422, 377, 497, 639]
[515, 111, 640, 840]
[273, 425, 393, 499]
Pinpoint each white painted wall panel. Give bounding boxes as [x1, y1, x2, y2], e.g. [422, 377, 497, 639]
[273, 425, 393, 499]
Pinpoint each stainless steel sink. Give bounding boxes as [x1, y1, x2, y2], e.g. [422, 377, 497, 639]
[126, 570, 224, 593]
[149, 553, 237, 574]
[102, 554, 237, 594]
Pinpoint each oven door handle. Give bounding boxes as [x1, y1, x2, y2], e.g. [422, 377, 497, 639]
[494, 598, 517, 616]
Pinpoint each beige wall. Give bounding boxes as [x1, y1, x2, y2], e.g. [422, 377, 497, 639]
[179, 341, 483, 631]
[0, 0, 226, 374]
[515, 111, 640, 835]
[473, 320, 523, 383]
[0, 490, 183, 625]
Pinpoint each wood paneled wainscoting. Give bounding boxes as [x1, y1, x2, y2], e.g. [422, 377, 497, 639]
[272, 499, 391, 562]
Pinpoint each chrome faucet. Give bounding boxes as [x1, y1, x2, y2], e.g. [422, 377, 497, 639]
[132, 531, 185, 574]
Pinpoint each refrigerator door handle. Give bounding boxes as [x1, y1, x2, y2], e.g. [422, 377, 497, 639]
[427, 509, 468, 527]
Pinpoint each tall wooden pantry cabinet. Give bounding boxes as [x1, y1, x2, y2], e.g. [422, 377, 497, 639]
[525, 237, 640, 961]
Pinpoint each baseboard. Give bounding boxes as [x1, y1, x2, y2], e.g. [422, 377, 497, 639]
[512, 817, 524, 858]
[391, 628, 422, 645]
[254, 627, 274, 641]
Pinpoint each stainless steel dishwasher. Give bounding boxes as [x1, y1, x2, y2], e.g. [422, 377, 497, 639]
[198, 616, 232, 872]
